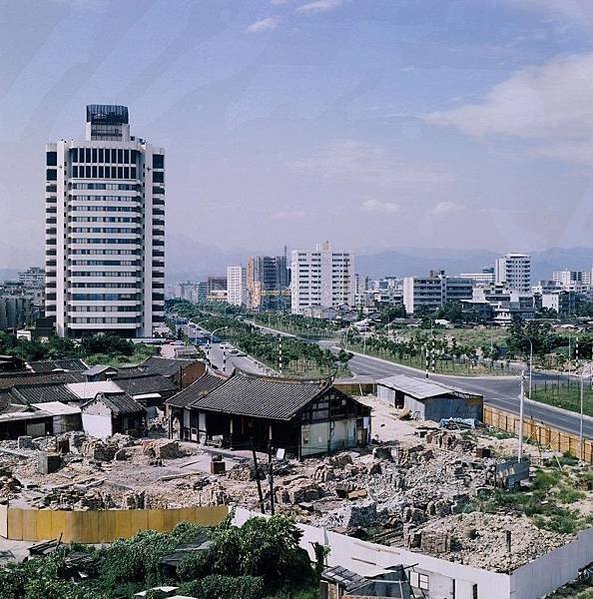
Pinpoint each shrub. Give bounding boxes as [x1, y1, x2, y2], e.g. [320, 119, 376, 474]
[179, 575, 264, 599]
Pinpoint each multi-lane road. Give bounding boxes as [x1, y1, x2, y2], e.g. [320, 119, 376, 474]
[179, 317, 593, 438]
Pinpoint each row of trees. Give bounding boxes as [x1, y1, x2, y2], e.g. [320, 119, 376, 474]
[0, 516, 319, 599]
[0, 331, 157, 366]
[170, 300, 352, 377]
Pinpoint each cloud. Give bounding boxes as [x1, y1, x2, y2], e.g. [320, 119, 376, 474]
[425, 52, 593, 164]
[296, 0, 343, 15]
[270, 210, 307, 221]
[245, 16, 280, 33]
[433, 201, 465, 215]
[362, 198, 400, 214]
[501, 0, 593, 27]
[292, 140, 452, 190]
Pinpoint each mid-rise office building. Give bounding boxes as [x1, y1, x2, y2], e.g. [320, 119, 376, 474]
[226, 266, 246, 306]
[246, 255, 290, 311]
[290, 242, 354, 315]
[495, 253, 531, 293]
[403, 271, 473, 315]
[458, 267, 495, 286]
[45, 105, 165, 337]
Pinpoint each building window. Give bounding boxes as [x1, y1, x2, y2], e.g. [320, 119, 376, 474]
[153, 171, 164, 183]
[46, 152, 57, 166]
[46, 168, 57, 181]
[153, 154, 164, 169]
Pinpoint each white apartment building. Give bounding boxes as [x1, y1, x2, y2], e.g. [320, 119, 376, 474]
[458, 270, 495, 286]
[291, 242, 354, 315]
[403, 271, 473, 315]
[226, 266, 246, 306]
[18, 266, 45, 290]
[45, 105, 165, 338]
[495, 253, 531, 293]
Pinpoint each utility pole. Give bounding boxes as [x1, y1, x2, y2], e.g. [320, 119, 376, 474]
[278, 334, 283, 376]
[268, 442, 275, 515]
[251, 440, 265, 514]
[518, 371, 525, 463]
[580, 374, 585, 461]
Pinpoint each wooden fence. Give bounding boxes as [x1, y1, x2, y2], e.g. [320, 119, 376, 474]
[484, 405, 593, 463]
[0, 503, 228, 543]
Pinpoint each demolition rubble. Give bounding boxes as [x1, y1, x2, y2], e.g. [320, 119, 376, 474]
[0, 395, 589, 574]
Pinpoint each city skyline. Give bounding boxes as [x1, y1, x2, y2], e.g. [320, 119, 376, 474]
[4, 1, 593, 269]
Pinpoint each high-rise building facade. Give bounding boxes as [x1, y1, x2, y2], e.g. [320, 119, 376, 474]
[45, 105, 165, 337]
[290, 242, 354, 315]
[246, 255, 290, 311]
[226, 266, 246, 306]
[495, 253, 531, 293]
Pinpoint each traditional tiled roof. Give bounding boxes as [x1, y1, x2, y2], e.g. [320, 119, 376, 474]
[27, 359, 87, 373]
[115, 374, 177, 397]
[10, 384, 79, 405]
[0, 371, 86, 391]
[165, 373, 227, 409]
[133, 356, 200, 378]
[190, 371, 331, 421]
[82, 392, 145, 416]
[83, 364, 117, 377]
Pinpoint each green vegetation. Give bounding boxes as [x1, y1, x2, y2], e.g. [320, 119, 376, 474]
[169, 300, 352, 378]
[465, 465, 593, 535]
[0, 516, 319, 599]
[531, 385, 593, 418]
[0, 331, 159, 367]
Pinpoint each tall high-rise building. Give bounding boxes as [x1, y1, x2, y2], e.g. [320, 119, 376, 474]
[45, 105, 165, 337]
[246, 255, 290, 311]
[226, 266, 246, 306]
[290, 242, 354, 315]
[495, 253, 531, 293]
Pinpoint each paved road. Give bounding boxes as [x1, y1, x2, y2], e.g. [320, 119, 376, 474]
[181, 317, 593, 438]
[343, 349, 593, 438]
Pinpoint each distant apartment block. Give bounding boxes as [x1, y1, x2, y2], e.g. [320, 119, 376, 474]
[226, 266, 246, 306]
[495, 253, 531, 293]
[18, 266, 45, 290]
[291, 242, 354, 315]
[402, 271, 473, 315]
[206, 276, 227, 302]
[552, 269, 592, 291]
[246, 255, 290, 311]
[458, 267, 495, 286]
[45, 105, 165, 338]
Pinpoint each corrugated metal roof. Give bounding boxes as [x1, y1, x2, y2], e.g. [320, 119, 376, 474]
[192, 372, 330, 421]
[82, 392, 145, 416]
[34, 402, 81, 416]
[66, 381, 122, 400]
[166, 373, 227, 408]
[377, 374, 453, 400]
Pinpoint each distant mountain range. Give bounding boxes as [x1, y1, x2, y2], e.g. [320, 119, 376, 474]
[4, 246, 593, 285]
[355, 247, 593, 281]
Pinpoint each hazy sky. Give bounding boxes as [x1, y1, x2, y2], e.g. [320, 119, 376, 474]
[3, 0, 593, 268]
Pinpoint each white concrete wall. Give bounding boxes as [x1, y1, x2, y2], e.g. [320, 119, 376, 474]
[234, 508, 510, 599]
[510, 527, 593, 599]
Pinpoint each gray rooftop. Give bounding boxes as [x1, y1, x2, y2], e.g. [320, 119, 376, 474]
[377, 374, 453, 400]
[191, 371, 332, 421]
[166, 372, 227, 409]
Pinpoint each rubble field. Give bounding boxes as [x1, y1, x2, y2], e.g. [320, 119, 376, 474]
[1, 396, 593, 573]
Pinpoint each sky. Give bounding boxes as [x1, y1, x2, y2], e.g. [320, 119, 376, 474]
[3, 0, 593, 269]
